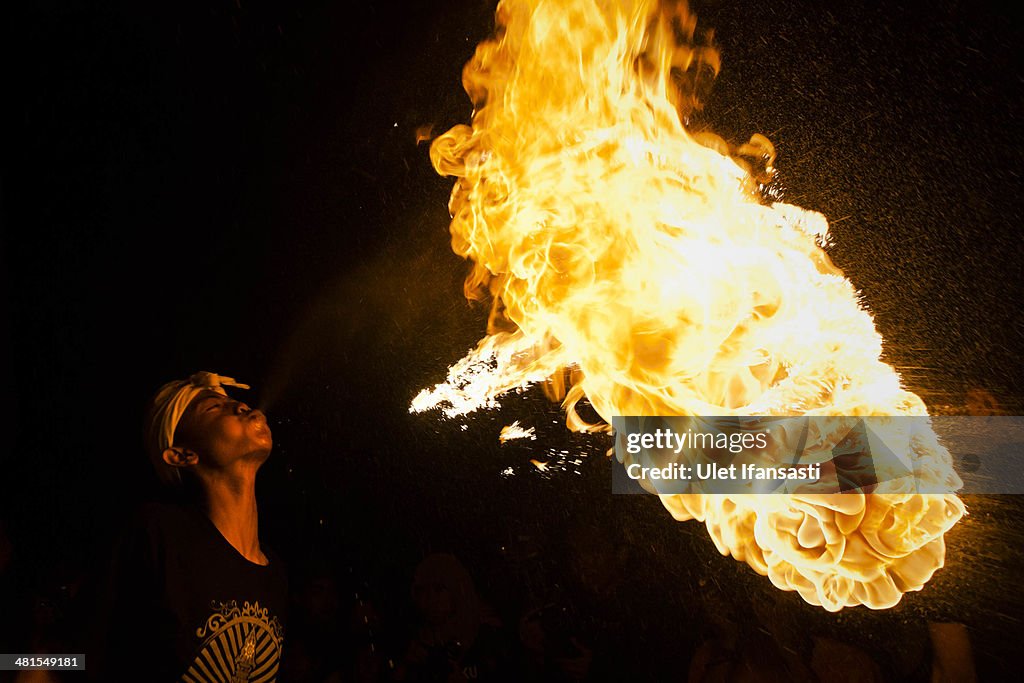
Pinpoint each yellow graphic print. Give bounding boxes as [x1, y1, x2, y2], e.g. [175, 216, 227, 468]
[181, 600, 285, 683]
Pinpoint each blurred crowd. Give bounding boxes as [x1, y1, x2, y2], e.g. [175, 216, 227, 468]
[0, 510, 979, 683]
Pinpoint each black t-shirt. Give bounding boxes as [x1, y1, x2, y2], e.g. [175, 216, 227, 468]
[91, 502, 287, 682]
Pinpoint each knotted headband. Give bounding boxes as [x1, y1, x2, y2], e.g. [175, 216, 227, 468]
[146, 371, 250, 460]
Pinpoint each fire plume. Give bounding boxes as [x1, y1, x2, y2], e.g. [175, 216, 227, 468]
[413, 0, 964, 610]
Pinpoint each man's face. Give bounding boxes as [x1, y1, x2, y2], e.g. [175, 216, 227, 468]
[173, 389, 273, 469]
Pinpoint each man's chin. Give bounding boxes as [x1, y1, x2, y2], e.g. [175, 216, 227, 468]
[243, 441, 273, 464]
[247, 420, 273, 449]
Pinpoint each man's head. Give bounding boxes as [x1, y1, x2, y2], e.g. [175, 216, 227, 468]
[145, 371, 272, 488]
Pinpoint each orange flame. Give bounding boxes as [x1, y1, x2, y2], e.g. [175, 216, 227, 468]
[413, 0, 964, 610]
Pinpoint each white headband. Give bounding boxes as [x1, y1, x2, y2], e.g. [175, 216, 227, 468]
[147, 371, 250, 457]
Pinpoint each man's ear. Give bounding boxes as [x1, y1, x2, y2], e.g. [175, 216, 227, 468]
[162, 446, 199, 468]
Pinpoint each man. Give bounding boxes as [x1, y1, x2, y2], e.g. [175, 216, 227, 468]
[91, 371, 287, 682]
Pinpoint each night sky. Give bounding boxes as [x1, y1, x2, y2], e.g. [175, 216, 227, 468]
[7, 0, 1024, 678]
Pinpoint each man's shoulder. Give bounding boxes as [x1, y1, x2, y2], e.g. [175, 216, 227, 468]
[118, 500, 205, 547]
[125, 499, 190, 527]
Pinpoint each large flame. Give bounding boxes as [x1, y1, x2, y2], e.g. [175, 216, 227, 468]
[414, 0, 964, 611]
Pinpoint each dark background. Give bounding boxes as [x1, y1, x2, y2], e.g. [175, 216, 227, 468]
[5, 0, 1023, 679]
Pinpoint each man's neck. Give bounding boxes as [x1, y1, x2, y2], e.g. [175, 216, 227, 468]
[199, 467, 267, 566]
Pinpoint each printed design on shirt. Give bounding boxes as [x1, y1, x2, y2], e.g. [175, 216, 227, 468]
[181, 600, 285, 683]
